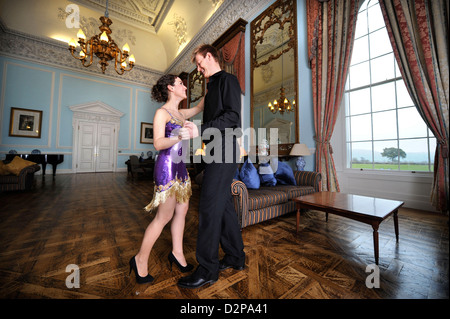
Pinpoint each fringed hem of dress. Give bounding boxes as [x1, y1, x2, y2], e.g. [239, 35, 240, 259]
[144, 177, 192, 212]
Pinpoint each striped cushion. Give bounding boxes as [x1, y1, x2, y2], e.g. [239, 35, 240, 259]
[262, 185, 316, 199]
[247, 189, 288, 211]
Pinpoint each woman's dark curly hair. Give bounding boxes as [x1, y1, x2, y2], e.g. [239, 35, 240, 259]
[151, 74, 177, 103]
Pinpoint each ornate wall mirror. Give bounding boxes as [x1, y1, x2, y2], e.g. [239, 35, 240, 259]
[250, 0, 299, 155]
[187, 68, 205, 121]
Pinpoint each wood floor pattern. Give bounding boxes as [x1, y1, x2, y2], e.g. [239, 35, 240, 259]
[0, 173, 448, 300]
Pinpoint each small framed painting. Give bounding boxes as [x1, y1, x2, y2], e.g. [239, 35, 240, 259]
[140, 122, 153, 144]
[9, 107, 43, 138]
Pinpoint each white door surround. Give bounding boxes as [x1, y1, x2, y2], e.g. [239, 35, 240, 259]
[70, 101, 124, 173]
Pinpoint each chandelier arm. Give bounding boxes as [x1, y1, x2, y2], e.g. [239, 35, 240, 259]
[81, 52, 94, 68]
[69, 49, 86, 61]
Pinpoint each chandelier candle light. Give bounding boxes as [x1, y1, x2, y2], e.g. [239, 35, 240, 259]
[68, 0, 135, 75]
[268, 27, 295, 115]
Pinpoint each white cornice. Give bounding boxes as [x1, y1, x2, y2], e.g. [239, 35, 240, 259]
[0, 18, 163, 87]
[0, 0, 275, 85]
[166, 0, 274, 75]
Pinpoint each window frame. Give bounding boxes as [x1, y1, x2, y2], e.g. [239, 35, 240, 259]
[343, 0, 435, 174]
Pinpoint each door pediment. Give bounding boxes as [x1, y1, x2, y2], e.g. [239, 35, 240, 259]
[70, 101, 124, 123]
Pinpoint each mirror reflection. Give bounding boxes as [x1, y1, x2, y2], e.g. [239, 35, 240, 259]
[251, 0, 298, 152]
[188, 68, 205, 122]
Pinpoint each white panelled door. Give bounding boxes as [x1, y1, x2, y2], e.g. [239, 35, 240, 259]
[77, 122, 115, 173]
[70, 101, 124, 174]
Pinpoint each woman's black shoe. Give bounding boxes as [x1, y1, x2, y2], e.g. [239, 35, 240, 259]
[129, 256, 154, 284]
[168, 252, 194, 273]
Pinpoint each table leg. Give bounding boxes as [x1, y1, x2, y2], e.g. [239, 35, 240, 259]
[296, 207, 300, 233]
[372, 223, 380, 265]
[393, 210, 399, 241]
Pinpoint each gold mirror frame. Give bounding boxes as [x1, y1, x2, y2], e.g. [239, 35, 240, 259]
[250, 0, 299, 156]
[188, 69, 206, 107]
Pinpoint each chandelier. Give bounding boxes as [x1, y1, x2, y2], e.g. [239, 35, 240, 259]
[268, 86, 295, 115]
[68, 0, 135, 75]
[267, 36, 295, 115]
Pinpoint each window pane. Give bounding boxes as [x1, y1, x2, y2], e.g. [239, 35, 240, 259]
[369, 28, 392, 58]
[355, 9, 368, 38]
[349, 61, 370, 89]
[351, 114, 372, 141]
[373, 110, 397, 140]
[371, 53, 395, 83]
[429, 137, 436, 164]
[396, 80, 414, 108]
[349, 87, 371, 115]
[351, 141, 373, 169]
[399, 138, 430, 171]
[374, 140, 398, 164]
[398, 107, 428, 138]
[372, 82, 396, 112]
[352, 36, 369, 65]
[359, 0, 371, 13]
[368, 3, 384, 33]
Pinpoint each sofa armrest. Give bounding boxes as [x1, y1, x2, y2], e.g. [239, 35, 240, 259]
[18, 164, 41, 177]
[231, 179, 249, 228]
[17, 164, 40, 190]
[294, 171, 322, 192]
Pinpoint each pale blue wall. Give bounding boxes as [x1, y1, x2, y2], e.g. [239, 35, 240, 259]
[0, 0, 315, 173]
[0, 56, 161, 171]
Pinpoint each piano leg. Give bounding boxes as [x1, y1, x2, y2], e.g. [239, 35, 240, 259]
[51, 164, 57, 177]
[41, 163, 48, 176]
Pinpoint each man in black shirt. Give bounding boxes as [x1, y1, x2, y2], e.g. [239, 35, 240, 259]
[178, 44, 245, 289]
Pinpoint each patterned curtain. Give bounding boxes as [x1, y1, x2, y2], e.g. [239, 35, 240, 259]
[217, 31, 245, 94]
[307, 0, 363, 191]
[379, 0, 449, 213]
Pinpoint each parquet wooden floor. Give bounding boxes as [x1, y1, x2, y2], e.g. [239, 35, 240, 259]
[0, 173, 448, 301]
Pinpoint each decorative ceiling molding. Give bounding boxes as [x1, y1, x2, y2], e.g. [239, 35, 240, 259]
[168, 13, 187, 48]
[0, 19, 163, 87]
[57, 7, 137, 46]
[166, 0, 274, 75]
[71, 0, 174, 33]
[0, 0, 273, 87]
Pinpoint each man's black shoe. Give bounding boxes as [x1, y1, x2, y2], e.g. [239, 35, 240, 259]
[177, 267, 218, 289]
[219, 259, 245, 271]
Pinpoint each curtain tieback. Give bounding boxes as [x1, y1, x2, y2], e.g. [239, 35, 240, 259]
[438, 139, 448, 159]
[314, 137, 333, 154]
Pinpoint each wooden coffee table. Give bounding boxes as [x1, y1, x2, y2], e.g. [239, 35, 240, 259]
[294, 192, 404, 265]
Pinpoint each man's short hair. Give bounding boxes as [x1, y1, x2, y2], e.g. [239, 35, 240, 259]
[191, 44, 219, 63]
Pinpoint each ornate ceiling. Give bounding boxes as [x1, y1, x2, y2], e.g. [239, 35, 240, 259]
[0, 0, 224, 71]
[0, 0, 273, 84]
[71, 0, 175, 33]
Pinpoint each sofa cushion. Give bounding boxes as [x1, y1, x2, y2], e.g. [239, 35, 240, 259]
[247, 189, 288, 210]
[5, 156, 36, 176]
[274, 161, 296, 185]
[264, 185, 316, 200]
[258, 162, 277, 186]
[240, 159, 260, 189]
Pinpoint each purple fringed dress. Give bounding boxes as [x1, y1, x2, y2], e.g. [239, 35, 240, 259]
[144, 110, 192, 212]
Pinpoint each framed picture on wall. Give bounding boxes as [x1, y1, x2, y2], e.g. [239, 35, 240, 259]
[140, 122, 153, 144]
[9, 107, 43, 138]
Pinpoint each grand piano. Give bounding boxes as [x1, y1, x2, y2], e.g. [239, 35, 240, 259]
[5, 153, 64, 177]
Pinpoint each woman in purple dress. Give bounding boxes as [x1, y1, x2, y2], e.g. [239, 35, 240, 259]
[129, 74, 203, 284]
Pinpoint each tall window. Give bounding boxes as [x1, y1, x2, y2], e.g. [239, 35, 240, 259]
[344, 0, 435, 172]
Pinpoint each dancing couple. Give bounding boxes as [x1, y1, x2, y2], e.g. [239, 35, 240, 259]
[129, 44, 245, 288]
